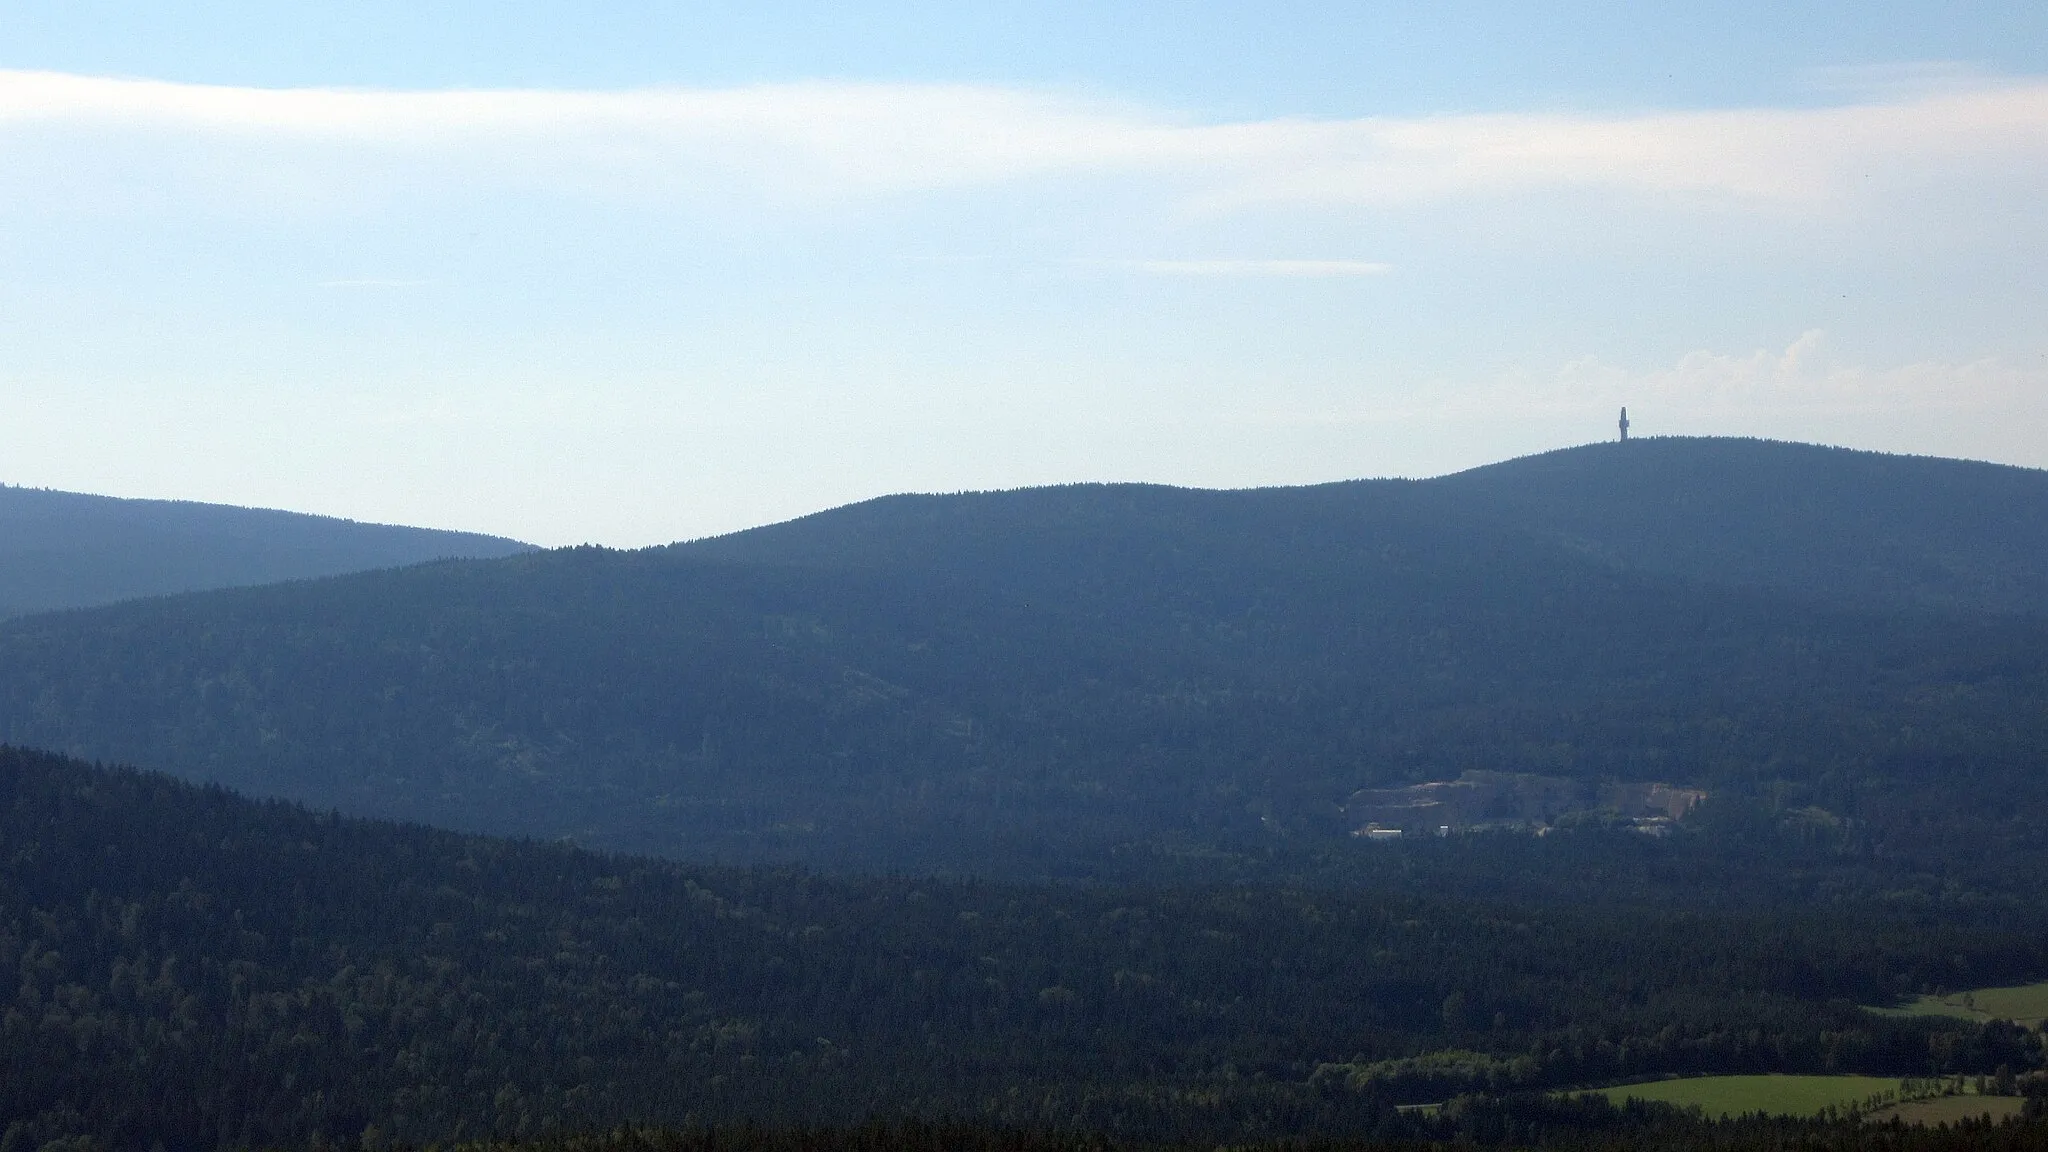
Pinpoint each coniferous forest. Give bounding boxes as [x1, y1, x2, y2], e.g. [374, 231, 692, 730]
[4, 746, 2048, 1149]
[4, 440, 2048, 1149]
[6, 440, 2048, 880]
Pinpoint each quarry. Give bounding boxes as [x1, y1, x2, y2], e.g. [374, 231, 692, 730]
[1348, 770, 1706, 839]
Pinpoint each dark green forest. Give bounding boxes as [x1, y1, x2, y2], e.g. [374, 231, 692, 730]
[8, 439, 2048, 1150]
[4, 746, 2047, 1150]
[0, 484, 530, 621]
[3, 440, 2048, 875]
[0, 438, 2039, 869]
[287, 1117, 2048, 1152]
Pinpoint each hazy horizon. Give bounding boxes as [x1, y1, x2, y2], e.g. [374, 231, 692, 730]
[4, 3, 2045, 548]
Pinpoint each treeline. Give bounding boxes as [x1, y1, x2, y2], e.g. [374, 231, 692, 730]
[5, 747, 2047, 1150]
[277, 1110, 2048, 1152]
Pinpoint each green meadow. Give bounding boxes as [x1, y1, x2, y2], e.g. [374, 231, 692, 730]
[1587, 1075, 1904, 1119]
[1867, 981, 2048, 1027]
[1872, 1096, 2027, 1126]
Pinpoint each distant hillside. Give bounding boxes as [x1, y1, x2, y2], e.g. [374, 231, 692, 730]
[1, 746, 2034, 1149]
[693, 438, 2048, 618]
[3, 440, 2047, 875]
[0, 485, 532, 618]
[1436, 439, 2048, 616]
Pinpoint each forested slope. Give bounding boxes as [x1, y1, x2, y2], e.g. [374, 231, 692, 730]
[1434, 439, 2048, 616]
[0, 484, 530, 619]
[1, 441, 2046, 874]
[3, 747, 2042, 1149]
[689, 438, 2048, 617]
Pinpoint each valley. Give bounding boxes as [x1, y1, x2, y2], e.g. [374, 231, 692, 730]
[1, 746, 2044, 1149]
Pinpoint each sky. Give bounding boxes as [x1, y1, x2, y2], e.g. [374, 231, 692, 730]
[2, 2, 2045, 546]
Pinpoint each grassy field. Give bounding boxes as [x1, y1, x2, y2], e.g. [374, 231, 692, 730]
[1586, 1075, 1904, 1119]
[1870, 1096, 2026, 1126]
[1867, 981, 2048, 1026]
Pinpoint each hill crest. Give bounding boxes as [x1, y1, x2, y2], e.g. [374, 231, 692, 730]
[0, 484, 533, 619]
[682, 437, 2048, 616]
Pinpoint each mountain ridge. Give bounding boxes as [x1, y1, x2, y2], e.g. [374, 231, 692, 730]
[0, 483, 533, 619]
[1437, 438, 2048, 615]
[2, 438, 2044, 875]
[680, 437, 2048, 616]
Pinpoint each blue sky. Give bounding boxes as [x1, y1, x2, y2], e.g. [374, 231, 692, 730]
[13, 2, 2048, 112]
[2, 2, 2045, 545]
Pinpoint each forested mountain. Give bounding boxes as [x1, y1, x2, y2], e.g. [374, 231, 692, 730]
[0, 484, 531, 619]
[1434, 439, 2048, 616]
[0, 439, 2045, 875]
[690, 438, 2048, 617]
[3, 746, 2043, 1149]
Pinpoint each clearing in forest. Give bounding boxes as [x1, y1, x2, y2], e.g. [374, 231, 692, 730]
[1868, 1096, 2026, 1125]
[1866, 981, 2048, 1027]
[1586, 1075, 1903, 1119]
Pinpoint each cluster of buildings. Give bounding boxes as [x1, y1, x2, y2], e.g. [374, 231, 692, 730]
[1348, 770, 1704, 840]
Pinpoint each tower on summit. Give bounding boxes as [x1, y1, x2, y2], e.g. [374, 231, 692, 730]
[1619, 407, 1630, 442]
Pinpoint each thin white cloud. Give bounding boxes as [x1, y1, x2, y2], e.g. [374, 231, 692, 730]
[1122, 259, 1393, 277]
[1223, 333, 2048, 444]
[1522, 331, 2048, 416]
[1, 69, 2044, 210]
[1799, 60, 2008, 101]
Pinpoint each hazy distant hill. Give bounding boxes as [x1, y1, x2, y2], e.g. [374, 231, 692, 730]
[2, 439, 2045, 874]
[0, 484, 532, 619]
[1437, 438, 2048, 616]
[694, 438, 2048, 618]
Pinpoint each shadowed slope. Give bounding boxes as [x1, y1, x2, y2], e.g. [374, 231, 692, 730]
[2, 746, 2038, 1148]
